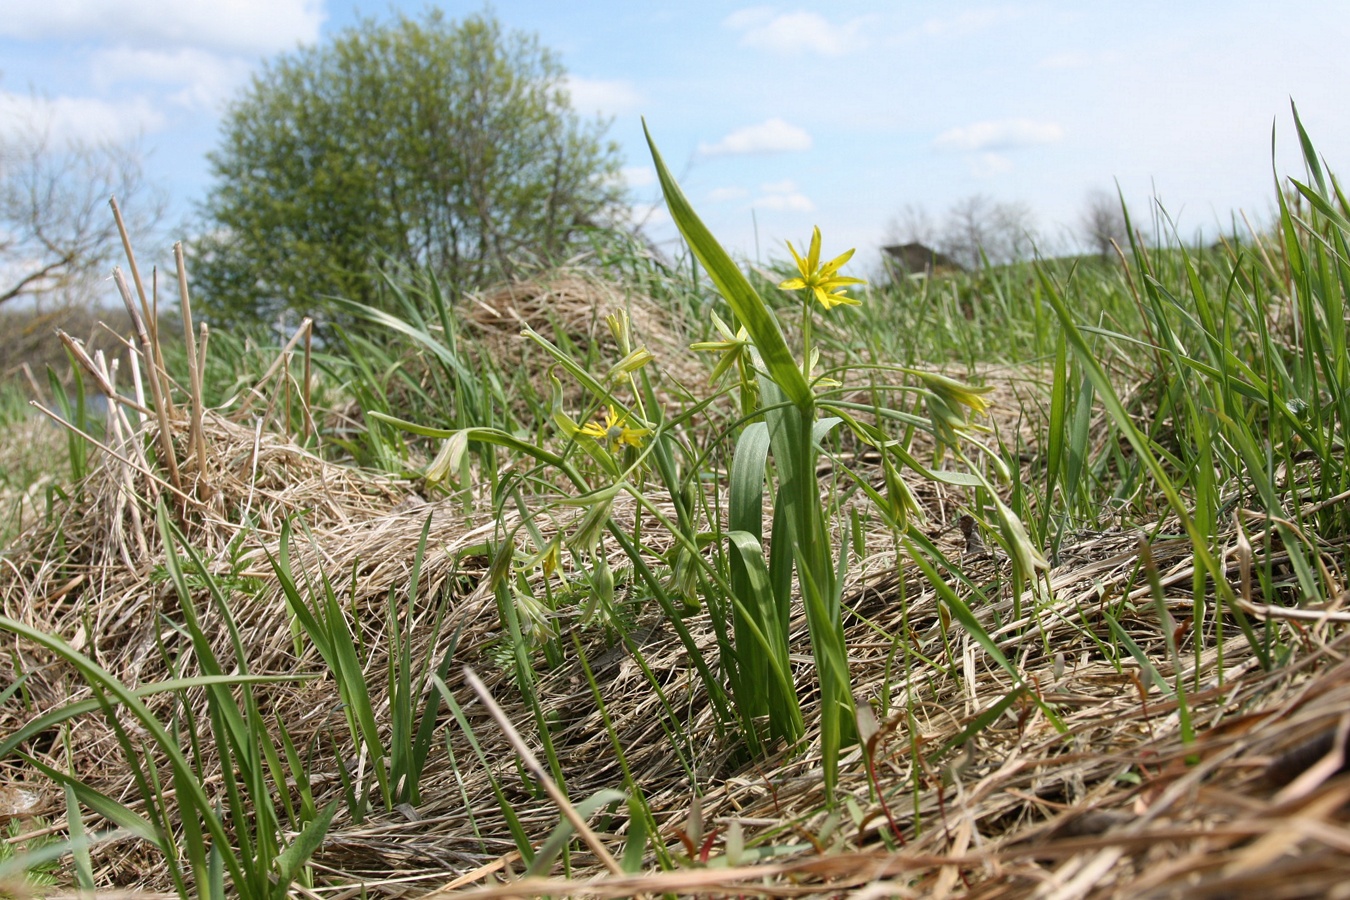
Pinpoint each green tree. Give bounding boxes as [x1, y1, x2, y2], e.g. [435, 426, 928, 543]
[192, 9, 624, 325]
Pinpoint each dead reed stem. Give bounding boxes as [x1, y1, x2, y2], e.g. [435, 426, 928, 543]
[174, 242, 210, 485]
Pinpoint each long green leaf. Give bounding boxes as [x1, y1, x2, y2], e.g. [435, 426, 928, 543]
[0, 674, 298, 760]
[0, 616, 246, 891]
[274, 800, 338, 888]
[727, 422, 772, 722]
[433, 676, 534, 862]
[524, 789, 627, 879]
[22, 755, 162, 846]
[727, 530, 804, 742]
[644, 120, 811, 409]
[903, 536, 1067, 735]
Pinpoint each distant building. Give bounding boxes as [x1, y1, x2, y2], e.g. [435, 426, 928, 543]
[881, 242, 965, 277]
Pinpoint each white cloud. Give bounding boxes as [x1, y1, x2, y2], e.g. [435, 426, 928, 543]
[630, 202, 669, 227]
[563, 76, 643, 116]
[698, 118, 812, 157]
[91, 47, 254, 110]
[1036, 51, 1091, 70]
[752, 192, 814, 212]
[0, 90, 165, 144]
[914, 6, 1027, 39]
[724, 8, 864, 56]
[934, 118, 1064, 152]
[723, 7, 775, 31]
[753, 179, 813, 210]
[1037, 50, 1123, 69]
[0, 0, 324, 56]
[707, 186, 750, 203]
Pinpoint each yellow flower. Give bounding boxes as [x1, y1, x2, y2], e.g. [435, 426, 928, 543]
[579, 405, 650, 449]
[915, 370, 994, 463]
[690, 311, 750, 383]
[918, 371, 994, 418]
[779, 226, 866, 310]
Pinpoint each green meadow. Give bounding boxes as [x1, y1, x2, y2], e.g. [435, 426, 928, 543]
[0, 113, 1347, 898]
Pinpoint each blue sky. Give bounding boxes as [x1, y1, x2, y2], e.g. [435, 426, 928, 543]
[3, 1, 1349, 274]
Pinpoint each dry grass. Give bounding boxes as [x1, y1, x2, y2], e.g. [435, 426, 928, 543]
[462, 269, 703, 408]
[1, 278, 1348, 899]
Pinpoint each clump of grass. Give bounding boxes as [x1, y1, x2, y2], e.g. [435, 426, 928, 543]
[373, 123, 1024, 801]
[0, 382, 67, 547]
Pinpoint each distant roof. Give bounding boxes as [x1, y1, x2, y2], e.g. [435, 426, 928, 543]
[881, 242, 965, 273]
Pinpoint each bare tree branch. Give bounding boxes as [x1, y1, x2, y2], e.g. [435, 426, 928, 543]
[1080, 188, 1129, 259]
[0, 99, 164, 308]
[935, 195, 1038, 270]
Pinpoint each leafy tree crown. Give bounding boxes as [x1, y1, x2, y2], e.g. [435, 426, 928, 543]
[193, 9, 624, 326]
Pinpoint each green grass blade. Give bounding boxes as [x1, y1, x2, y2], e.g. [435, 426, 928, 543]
[63, 783, 96, 892]
[903, 535, 1067, 735]
[727, 530, 804, 743]
[0, 616, 247, 889]
[433, 675, 534, 863]
[727, 421, 771, 719]
[0, 674, 297, 759]
[22, 755, 162, 846]
[1037, 265, 1269, 669]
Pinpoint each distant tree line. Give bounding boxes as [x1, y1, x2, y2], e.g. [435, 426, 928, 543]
[885, 195, 1037, 271]
[885, 189, 1130, 272]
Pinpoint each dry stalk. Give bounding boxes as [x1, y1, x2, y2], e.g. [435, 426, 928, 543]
[302, 319, 313, 439]
[174, 242, 210, 485]
[95, 347, 152, 560]
[109, 195, 174, 418]
[112, 267, 181, 493]
[55, 330, 152, 418]
[28, 400, 200, 513]
[126, 340, 147, 426]
[234, 317, 314, 418]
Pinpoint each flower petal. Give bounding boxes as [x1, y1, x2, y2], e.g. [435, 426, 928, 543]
[820, 247, 855, 275]
[785, 240, 808, 279]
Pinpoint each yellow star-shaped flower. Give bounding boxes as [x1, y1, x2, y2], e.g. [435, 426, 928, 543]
[779, 226, 866, 310]
[579, 405, 650, 449]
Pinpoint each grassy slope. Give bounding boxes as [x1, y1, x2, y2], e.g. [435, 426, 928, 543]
[0, 131, 1348, 897]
